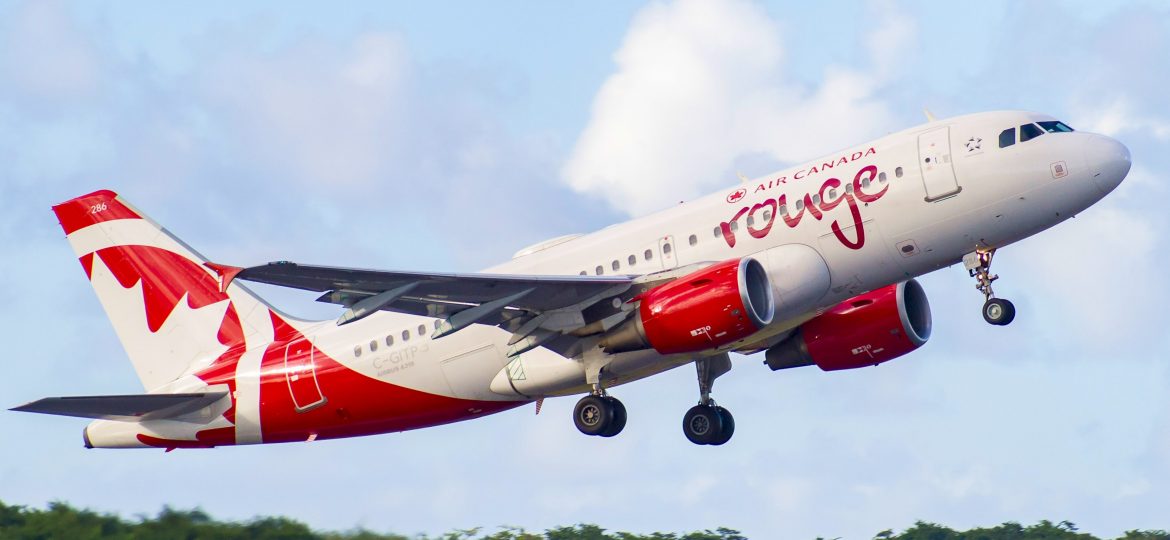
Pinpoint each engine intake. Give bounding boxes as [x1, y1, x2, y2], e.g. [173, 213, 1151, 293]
[600, 257, 774, 355]
[765, 279, 931, 371]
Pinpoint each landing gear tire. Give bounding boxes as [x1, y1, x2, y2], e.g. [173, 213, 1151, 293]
[573, 395, 615, 436]
[966, 248, 1017, 327]
[982, 298, 1016, 326]
[599, 396, 627, 438]
[708, 407, 735, 446]
[683, 405, 724, 445]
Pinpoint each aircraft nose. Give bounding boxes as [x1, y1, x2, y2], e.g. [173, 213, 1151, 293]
[1084, 134, 1131, 195]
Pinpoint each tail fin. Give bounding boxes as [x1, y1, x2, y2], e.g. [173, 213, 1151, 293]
[53, 190, 273, 391]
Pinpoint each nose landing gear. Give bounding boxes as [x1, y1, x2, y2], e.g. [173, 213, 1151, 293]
[965, 248, 1016, 326]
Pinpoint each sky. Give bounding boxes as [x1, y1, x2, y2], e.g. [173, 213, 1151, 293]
[1, 0, 1169, 537]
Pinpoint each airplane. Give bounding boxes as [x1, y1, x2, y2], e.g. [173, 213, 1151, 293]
[12, 110, 1131, 449]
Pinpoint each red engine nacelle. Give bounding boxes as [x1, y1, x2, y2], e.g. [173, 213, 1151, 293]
[764, 279, 931, 371]
[600, 257, 775, 355]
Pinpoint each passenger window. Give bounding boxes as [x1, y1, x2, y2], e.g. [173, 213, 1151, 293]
[1020, 123, 1044, 142]
[628, 254, 636, 266]
[746, 215, 755, 227]
[795, 199, 804, 211]
[434, 319, 442, 329]
[779, 203, 788, 214]
[418, 324, 426, 336]
[369, 340, 378, 352]
[730, 221, 738, 231]
[878, 172, 887, 183]
[688, 234, 697, 246]
[612, 260, 620, 271]
[999, 127, 1016, 148]
[895, 166, 904, 178]
[763, 210, 771, 221]
[644, 249, 653, 261]
[354, 345, 362, 357]
[579, 270, 587, 275]
[402, 330, 410, 341]
[385, 335, 394, 347]
[812, 194, 821, 205]
[663, 243, 672, 254]
[713, 226, 721, 238]
[595, 265, 604, 275]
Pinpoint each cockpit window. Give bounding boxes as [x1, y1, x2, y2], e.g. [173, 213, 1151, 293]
[1038, 120, 1075, 133]
[1019, 123, 1044, 142]
[999, 128, 1016, 148]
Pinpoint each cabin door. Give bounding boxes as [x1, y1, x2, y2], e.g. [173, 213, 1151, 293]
[918, 127, 962, 201]
[284, 338, 327, 413]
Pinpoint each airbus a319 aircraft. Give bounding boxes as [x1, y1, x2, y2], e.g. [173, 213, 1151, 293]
[14, 110, 1131, 449]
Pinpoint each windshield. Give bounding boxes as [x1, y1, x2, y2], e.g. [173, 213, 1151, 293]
[1038, 120, 1075, 133]
[1020, 123, 1044, 142]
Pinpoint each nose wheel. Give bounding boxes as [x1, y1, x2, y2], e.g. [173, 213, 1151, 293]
[965, 248, 1015, 326]
[982, 297, 1016, 326]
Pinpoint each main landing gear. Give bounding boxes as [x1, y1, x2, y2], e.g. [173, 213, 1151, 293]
[965, 248, 1016, 326]
[573, 389, 627, 438]
[683, 354, 735, 446]
[571, 354, 736, 445]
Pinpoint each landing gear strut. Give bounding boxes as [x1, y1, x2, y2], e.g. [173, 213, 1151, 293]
[573, 385, 626, 438]
[965, 248, 1015, 326]
[683, 354, 735, 446]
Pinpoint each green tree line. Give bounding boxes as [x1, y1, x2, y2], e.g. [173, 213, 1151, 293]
[0, 500, 1166, 540]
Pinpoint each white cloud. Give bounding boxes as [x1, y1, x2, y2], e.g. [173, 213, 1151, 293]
[197, 32, 414, 188]
[561, 0, 912, 216]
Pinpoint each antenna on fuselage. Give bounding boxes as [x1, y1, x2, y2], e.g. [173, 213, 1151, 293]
[924, 108, 937, 122]
[737, 171, 750, 183]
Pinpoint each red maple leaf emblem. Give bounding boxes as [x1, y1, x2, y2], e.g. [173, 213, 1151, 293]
[726, 189, 746, 203]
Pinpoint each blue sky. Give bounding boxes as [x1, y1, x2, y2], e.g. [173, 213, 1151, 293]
[2, 1, 1169, 537]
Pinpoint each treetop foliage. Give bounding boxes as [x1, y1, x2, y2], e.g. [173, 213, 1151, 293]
[0, 500, 1165, 540]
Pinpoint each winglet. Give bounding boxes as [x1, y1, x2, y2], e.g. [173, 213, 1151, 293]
[924, 108, 937, 122]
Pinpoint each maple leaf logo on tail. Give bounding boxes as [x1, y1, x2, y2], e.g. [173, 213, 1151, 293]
[52, 190, 275, 392]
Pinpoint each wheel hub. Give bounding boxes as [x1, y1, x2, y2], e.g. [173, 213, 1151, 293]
[581, 405, 601, 426]
[690, 416, 710, 435]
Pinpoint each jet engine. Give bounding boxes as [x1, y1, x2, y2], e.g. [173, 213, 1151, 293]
[600, 257, 774, 355]
[765, 279, 931, 371]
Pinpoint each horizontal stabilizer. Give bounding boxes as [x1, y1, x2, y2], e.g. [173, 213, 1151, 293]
[10, 392, 227, 422]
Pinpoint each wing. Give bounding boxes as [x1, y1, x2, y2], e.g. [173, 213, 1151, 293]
[234, 261, 672, 357]
[11, 392, 228, 422]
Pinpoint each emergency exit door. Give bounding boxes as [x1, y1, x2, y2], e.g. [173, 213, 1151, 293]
[658, 235, 677, 269]
[918, 127, 961, 201]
